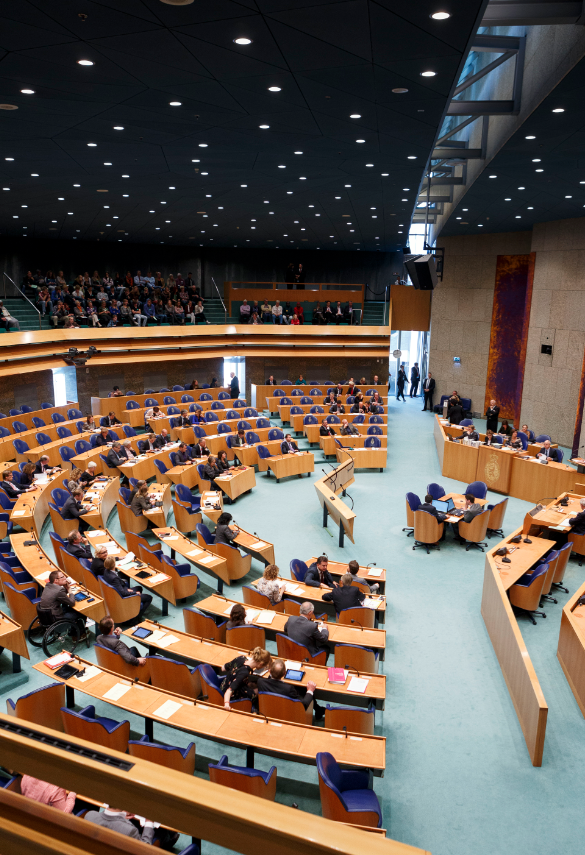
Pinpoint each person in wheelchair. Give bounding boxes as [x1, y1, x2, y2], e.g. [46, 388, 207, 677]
[39, 569, 86, 637]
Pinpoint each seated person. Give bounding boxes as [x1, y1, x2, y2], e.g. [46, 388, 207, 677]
[448, 401, 463, 425]
[305, 554, 336, 589]
[91, 544, 108, 577]
[84, 807, 157, 845]
[35, 455, 56, 476]
[347, 558, 379, 594]
[346, 379, 359, 396]
[260, 300, 272, 323]
[62, 489, 90, 532]
[191, 408, 205, 424]
[226, 602, 247, 630]
[216, 450, 231, 473]
[451, 493, 483, 543]
[102, 555, 152, 614]
[221, 647, 272, 709]
[320, 418, 336, 436]
[39, 569, 86, 634]
[506, 430, 523, 450]
[230, 429, 247, 465]
[257, 658, 317, 710]
[284, 602, 329, 657]
[323, 301, 334, 324]
[329, 398, 345, 414]
[106, 442, 125, 472]
[193, 437, 211, 457]
[272, 301, 283, 324]
[67, 468, 83, 494]
[157, 428, 171, 446]
[67, 529, 92, 561]
[139, 432, 160, 453]
[350, 400, 362, 414]
[102, 411, 121, 426]
[290, 313, 300, 326]
[322, 572, 365, 612]
[341, 418, 359, 436]
[130, 483, 157, 518]
[1, 470, 29, 497]
[463, 424, 479, 442]
[293, 302, 304, 324]
[256, 563, 286, 604]
[145, 405, 164, 421]
[250, 310, 262, 325]
[94, 427, 112, 447]
[96, 615, 146, 665]
[281, 433, 299, 454]
[312, 302, 324, 325]
[203, 455, 222, 490]
[20, 775, 76, 812]
[334, 301, 344, 324]
[521, 423, 535, 442]
[483, 429, 500, 446]
[119, 439, 136, 461]
[79, 461, 98, 488]
[214, 511, 239, 545]
[239, 299, 251, 323]
[419, 493, 447, 521]
[568, 497, 585, 534]
[177, 409, 191, 428]
[499, 419, 513, 436]
[537, 439, 559, 461]
[175, 442, 192, 464]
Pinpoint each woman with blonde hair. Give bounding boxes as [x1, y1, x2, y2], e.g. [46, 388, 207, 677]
[221, 647, 272, 709]
[256, 564, 286, 605]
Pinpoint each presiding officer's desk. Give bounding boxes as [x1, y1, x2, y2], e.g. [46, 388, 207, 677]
[196, 593, 386, 657]
[123, 618, 386, 709]
[321, 434, 388, 456]
[434, 415, 578, 503]
[34, 653, 386, 773]
[91, 388, 233, 419]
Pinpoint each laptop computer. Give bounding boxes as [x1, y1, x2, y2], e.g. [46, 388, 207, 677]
[432, 497, 455, 513]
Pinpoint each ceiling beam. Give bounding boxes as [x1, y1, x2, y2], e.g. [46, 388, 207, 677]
[432, 148, 483, 159]
[482, 0, 585, 26]
[447, 100, 516, 115]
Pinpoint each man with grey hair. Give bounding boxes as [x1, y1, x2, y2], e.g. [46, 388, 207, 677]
[568, 498, 585, 535]
[284, 601, 329, 659]
[537, 439, 560, 462]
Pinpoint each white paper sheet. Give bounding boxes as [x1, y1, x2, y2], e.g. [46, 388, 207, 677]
[102, 683, 132, 701]
[158, 634, 180, 648]
[249, 540, 267, 548]
[148, 573, 170, 584]
[347, 676, 369, 694]
[367, 568, 383, 577]
[77, 665, 102, 683]
[198, 555, 216, 565]
[188, 549, 204, 558]
[153, 700, 182, 720]
[256, 610, 275, 625]
[11, 510, 26, 517]
[149, 629, 167, 643]
[87, 530, 105, 537]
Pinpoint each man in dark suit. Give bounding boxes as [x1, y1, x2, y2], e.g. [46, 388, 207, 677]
[281, 434, 299, 454]
[102, 411, 121, 427]
[229, 371, 240, 399]
[256, 659, 317, 709]
[463, 425, 480, 442]
[66, 529, 92, 561]
[177, 409, 191, 428]
[34, 455, 55, 475]
[139, 432, 160, 453]
[449, 401, 464, 425]
[320, 420, 336, 437]
[39, 569, 85, 633]
[284, 602, 329, 657]
[96, 615, 146, 665]
[176, 442, 192, 464]
[419, 493, 447, 522]
[157, 428, 171, 446]
[94, 427, 111, 447]
[62, 489, 90, 532]
[322, 573, 365, 612]
[451, 493, 483, 542]
[410, 363, 420, 397]
[1, 471, 27, 498]
[568, 498, 585, 534]
[305, 555, 337, 589]
[538, 440, 559, 462]
[422, 373, 435, 411]
[485, 399, 500, 432]
[102, 556, 152, 613]
[341, 419, 359, 436]
[267, 375, 275, 385]
[106, 442, 124, 471]
[193, 438, 210, 458]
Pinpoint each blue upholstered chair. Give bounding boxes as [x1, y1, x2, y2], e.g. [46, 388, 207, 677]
[208, 755, 277, 800]
[173, 385, 184, 391]
[290, 559, 308, 582]
[205, 411, 218, 423]
[41, 402, 53, 409]
[465, 480, 487, 500]
[126, 400, 140, 410]
[326, 415, 340, 424]
[35, 432, 52, 445]
[426, 483, 445, 500]
[535, 434, 551, 443]
[233, 399, 245, 408]
[197, 664, 252, 711]
[508, 564, 549, 625]
[217, 423, 231, 435]
[364, 436, 381, 448]
[31, 416, 46, 429]
[256, 418, 270, 428]
[291, 388, 303, 396]
[0, 427, 9, 438]
[303, 415, 317, 426]
[200, 393, 212, 401]
[144, 398, 158, 407]
[59, 446, 76, 465]
[123, 425, 136, 437]
[52, 413, 66, 423]
[279, 397, 293, 406]
[211, 401, 225, 410]
[218, 391, 230, 400]
[403, 491, 421, 536]
[12, 421, 28, 433]
[167, 406, 180, 415]
[237, 420, 251, 431]
[128, 735, 196, 774]
[56, 426, 72, 439]
[367, 425, 382, 435]
[316, 752, 382, 827]
[460, 419, 473, 427]
[368, 415, 383, 424]
[195, 522, 214, 546]
[74, 439, 92, 454]
[61, 704, 130, 753]
[163, 396, 176, 405]
[246, 431, 260, 444]
[67, 408, 83, 419]
[181, 394, 195, 403]
[352, 415, 365, 424]
[268, 428, 284, 441]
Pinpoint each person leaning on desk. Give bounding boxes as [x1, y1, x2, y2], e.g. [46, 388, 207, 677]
[193, 438, 211, 458]
[451, 493, 483, 543]
[305, 555, 337, 589]
[568, 498, 585, 534]
[537, 440, 560, 461]
[231, 429, 247, 465]
[203, 455, 222, 491]
[322, 572, 365, 611]
[505, 430, 523, 450]
[257, 658, 317, 710]
[284, 602, 329, 657]
[62, 488, 91, 532]
[94, 427, 112, 447]
[341, 419, 359, 436]
[448, 401, 463, 425]
[483, 429, 500, 446]
[320, 419, 336, 437]
[462, 424, 479, 442]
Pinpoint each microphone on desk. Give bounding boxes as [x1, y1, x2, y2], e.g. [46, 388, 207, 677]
[345, 664, 360, 679]
[350, 618, 364, 631]
[342, 725, 348, 739]
[365, 562, 377, 568]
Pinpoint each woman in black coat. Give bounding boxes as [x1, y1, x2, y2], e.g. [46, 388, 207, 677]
[485, 399, 500, 432]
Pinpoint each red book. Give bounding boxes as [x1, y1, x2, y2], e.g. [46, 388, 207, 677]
[327, 667, 347, 684]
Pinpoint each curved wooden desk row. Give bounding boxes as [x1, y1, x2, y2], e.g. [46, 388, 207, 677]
[9, 469, 71, 537]
[305, 419, 387, 444]
[122, 618, 386, 709]
[255, 385, 389, 412]
[557, 579, 585, 718]
[33, 654, 386, 773]
[0, 404, 74, 436]
[434, 416, 579, 504]
[0, 609, 28, 672]
[250, 577, 386, 621]
[321, 435, 388, 456]
[481, 526, 556, 766]
[0, 418, 85, 466]
[336, 447, 387, 472]
[0, 716, 426, 855]
[127, 403, 254, 432]
[278, 402, 388, 422]
[152, 526, 248, 589]
[92, 388, 233, 417]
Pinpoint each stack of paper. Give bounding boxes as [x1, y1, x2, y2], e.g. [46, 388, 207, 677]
[149, 629, 167, 643]
[199, 555, 216, 565]
[244, 608, 259, 622]
[285, 660, 302, 670]
[188, 549, 204, 559]
[367, 568, 383, 577]
[11, 510, 26, 517]
[149, 573, 171, 584]
[285, 583, 302, 595]
[158, 634, 179, 648]
[87, 530, 106, 537]
[256, 610, 275, 625]
[76, 665, 101, 683]
[347, 676, 369, 694]
[363, 598, 378, 610]
[105, 542, 120, 555]
[250, 540, 266, 548]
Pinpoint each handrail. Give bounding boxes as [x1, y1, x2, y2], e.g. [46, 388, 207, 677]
[211, 276, 227, 323]
[3, 273, 42, 330]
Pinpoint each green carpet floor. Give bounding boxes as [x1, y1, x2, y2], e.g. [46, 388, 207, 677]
[2, 395, 585, 855]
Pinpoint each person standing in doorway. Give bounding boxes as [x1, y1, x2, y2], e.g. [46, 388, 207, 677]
[230, 371, 240, 399]
[396, 364, 408, 402]
[422, 372, 435, 411]
[410, 363, 420, 398]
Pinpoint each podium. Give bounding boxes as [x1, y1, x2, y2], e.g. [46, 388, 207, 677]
[314, 457, 356, 547]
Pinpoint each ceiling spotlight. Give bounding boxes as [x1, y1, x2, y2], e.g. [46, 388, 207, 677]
[241, 184, 247, 187]
[31, 173, 39, 177]
[525, 135, 536, 139]
[381, 172, 389, 176]
[407, 156, 417, 159]
[431, 11, 450, 19]
[268, 86, 281, 92]
[198, 143, 208, 147]
[532, 158, 541, 162]
[113, 126, 124, 130]
[505, 198, 511, 201]
[259, 124, 269, 129]
[535, 168, 544, 172]
[350, 114, 361, 119]
[345, 184, 351, 187]
[552, 108, 564, 113]
[294, 151, 303, 155]
[73, 184, 80, 187]
[518, 186, 525, 189]
[77, 60, 94, 66]
[299, 176, 306, 180]
[356, 139, 365, 143]
[104, 162, 112, 166]
[169, 101, 181, 106]
[278, 165, 286, 168]
[421, 71, 436, 77]
[527, 206, 534, 210]
[87, 142, 97, 147]
[234, 37, 252, 44]
[392, 88, 408, 93]
[566, 195, 573, 198]
[20, 89, 35, 94]
[365, 163, 374, 167]
[4, 158, 13, 161]
[515, 215, 521, 219]
[489, 175, 497, 178]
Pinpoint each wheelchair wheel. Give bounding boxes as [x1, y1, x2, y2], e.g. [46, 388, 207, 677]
[42, 620, 80, 658]
[27, 616, 45, 648]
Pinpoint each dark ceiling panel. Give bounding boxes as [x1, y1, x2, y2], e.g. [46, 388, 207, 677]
[0, 0, 486, 252]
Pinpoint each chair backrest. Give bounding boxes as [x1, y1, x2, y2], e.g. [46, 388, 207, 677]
[59, 446, 76, 464]
[67, 408, 83, 419]
[258, 692, 308, 724]
[556, 448, 564, 462]
[280, 397, 293, 406]
[324, 704, 375, 736]
[426, 483, 444, 500]
[3, 582, 39, 626]
[200, 393, 212, 401]
[31, 416, 46, 428]
[217, 423, 231, 434]
[237, 420, 251, 430]
[51, 487, 70, 510]
[9, 408, 22, 416]
[61, 705, 130, 753]
[122, 425, 136, 438]
[303, 415, 317, 425]
[225, 410, 238, 419]
[460, 419, 473, 427]
[246, 431, 260, 444]
[364, 436, 381, 448]
[366, 425, 382, 435]
[233, 399, 245, 407]
[154, 459, 168, 477]
[148, 655, 200, 700]
[346, 396, 355, 405]
[193, 425, 207, 438]
[326, 415, 340, 424]
[12, 421, 28, 433]
[465, 480, 487, 499]
[337, 606, 375, 629]
[184, 607, 226, 642]
[274, 389, 285, 397]
[128, 735, 196, 775]
[211, 401, 225, 410]
[12, 438, 29, 455]
[173, 385, 184, 391]
[218, 391, 230, 400]
[406, 492, 421, 512]
[119, 486, 133, 505]
[41, 402, 53, 409]
[144, 398, 158, 406]
[352, 415, 364, 424]
[509, 563, 549, 611]
[35, 432, 52, 445]
[0, 426, 9, 438]
[291, 388, 303, 396]
[126, 400, 140, 409]
[181, 394, 195, 403]
[257, 445, 271, 460]
[368, 415, 383, 424]
[460, 508, 490, 542]
[300, 397, 313, 405]
[56, 426, 72, 439]
[52, 413, 66, 423]
[197, 663, 224, 705]
[163, 396, 176, 404]
[205, 411, 218, 422]
[197, 464, 208, 481]
[535, 434, 551, 443]
[413, 509, 443, 543]
[334, 643, 378, 673]
[195, 522, 214, 545]
[290, 559, 308, 582]
[268, 428, 284, 441]
[256, 418, 270, 428]
[225, 624, 266, 649]
[167, 406, 180, 415]
[6, 682, 65, 733]
[74, 439, 91, 454]
[487, 498, 508, 530]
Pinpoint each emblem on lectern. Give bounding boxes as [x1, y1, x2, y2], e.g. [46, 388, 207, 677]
[485, 454, 500, 484]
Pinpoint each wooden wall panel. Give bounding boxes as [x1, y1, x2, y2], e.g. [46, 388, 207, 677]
[390, 285, 431, 331]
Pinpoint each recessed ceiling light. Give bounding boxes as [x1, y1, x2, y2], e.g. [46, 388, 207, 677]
[169, 186, 175, 189]
[234, 37, 252, 44]
[51, 220, 57, 223]
[381, 172, 389, 176]
[535, 168, 544, 172]
[408, 155, 417, 159]
[431, 11, 450, 19]
[123, 194, 129, 197]
[421, 71, 436, 77]
[527, 206, 534, 210]
[58, 197, 64, 200]
[505, 198, 511, 201]
[113, 126, 124, 130]
[104, 162, 112, 166]
[169, 101, 181, 106]
[259, 124, 269, 129]
[350, 114, 361, 119]
[335, 196, 341, 199]
[2, 187, 9, 190]
[21, 205, 27, 208]
[299, 176, 306, 180]
[122, 174, 129, 178]
[552, 108, 564, 113]
[478, 224, 483, 227]
[20, 89, 34, 94]
[278, 165, 286, 168]
[5, 158, 14, 161]
[515, 215, 521, 218]
[532, 158, 541, 162]
[518, 186, 525, 189]
[12, 215, 17, 219]
[365, 163, 374, 167]
[287, 191, 293, 194]
[73, 184, 80, 187]
[206, 194, 212, 198]
[489, 175, 497, 178]
[268, 86, 281, 92]
[67, 212, 73, 215]
[294, 151, 303, 155]
[87, 142, 96, 147]
[456, 217, 461, 220]
[462, 208, 468, 211]
[77, 60, 93, 66]
[566, 195, 573, 198]
[198, 143, 208, 148]
[31, 173, 38, 176]
[345, 184, 351, 187]
[401, 198, 408, 201]
[356, 139, 365, 143]
[392, 88, 408, 93]
[241, 184, 247, 187]
[149, 210, 155, 213]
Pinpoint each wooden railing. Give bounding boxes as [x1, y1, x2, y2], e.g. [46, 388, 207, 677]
[0, 714, 429, 855]
[224, 281, 365, 317]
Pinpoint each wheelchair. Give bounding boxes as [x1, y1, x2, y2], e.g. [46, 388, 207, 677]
[27, 605, 89, 657]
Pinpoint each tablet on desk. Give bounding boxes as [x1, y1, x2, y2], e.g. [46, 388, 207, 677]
[132, 627, 153, 639]
[285, 669, 304, 682]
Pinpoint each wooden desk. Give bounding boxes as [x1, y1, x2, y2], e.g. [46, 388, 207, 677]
[3, 420, 82, 465]
[314, 459, 356, 547]
[335, 447, 386, 472]
[10, 532, 106, 623]
[197, 594, 386, 657]
[321, 434, 387, 456]
[305, 419, 387, 444]
[171, 417, 268, 444]
[200, 491, 223, 524]
[23, 428, 107, 469]
[86, 529, 176, 613]
[215, 466, 256, 500]
[251, 576, 386, 622]
[306, 557, 386, 594]
[0, 403, 73, 436]
[247, 440, 286, 469]
[10, 469, 70, 537]
[523, 492, 583, 536]
[0, 610, 29, 672]
[231, 527, 275, 566]
[278, 402, 387, 424]
[123, 618, 386, 710]
[557, 578, 585, 719]
[91, 388, 233, 419]
[509, 455, 579, 504]
[166, 460, 205, 491]
[80, 476, 120, 530]
[152, 526, 229, 588]
[263, 452, 314, 482]
[142, 482, 172, 528]
[71, 436, 143, 476]
[256, 385, 388, 412]
[476, 443, 516, 494]
[481, 524, 548, 766]
[117, 446, 179, 482]
[485, 530, 555, 591]
[34, 654, 386, 772]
